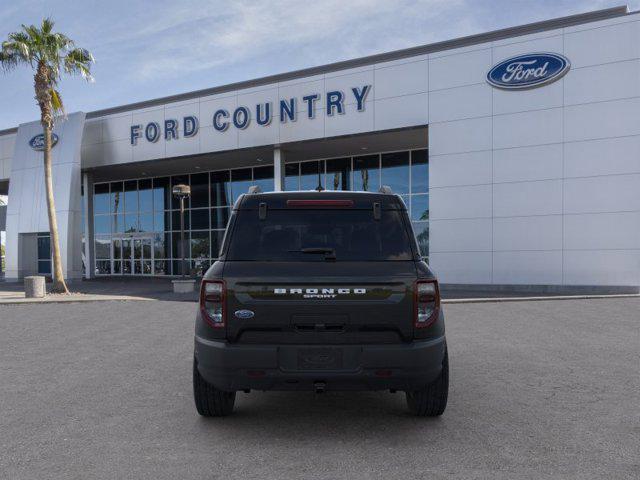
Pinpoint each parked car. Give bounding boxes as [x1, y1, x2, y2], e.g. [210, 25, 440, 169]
[193, 188, 448, 416]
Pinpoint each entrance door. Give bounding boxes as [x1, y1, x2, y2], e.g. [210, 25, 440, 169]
[112, 235, 153, 275]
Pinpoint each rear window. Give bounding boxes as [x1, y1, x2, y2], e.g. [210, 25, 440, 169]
[226, 209, 414, 261]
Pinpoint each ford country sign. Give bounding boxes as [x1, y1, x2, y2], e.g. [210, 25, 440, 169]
[29, 133, 59, 151]
[487, 53, 570, 90]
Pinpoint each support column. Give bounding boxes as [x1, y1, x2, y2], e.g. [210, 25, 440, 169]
[83, 172, 94, 279]
[273, 147, 285, 192]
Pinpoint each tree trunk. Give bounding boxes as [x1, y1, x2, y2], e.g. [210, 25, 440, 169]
[35, 63, 68, 294]
[43, 124, 68, 294]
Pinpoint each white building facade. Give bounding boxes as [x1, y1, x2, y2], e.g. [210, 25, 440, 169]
[0, 6, 639, 292]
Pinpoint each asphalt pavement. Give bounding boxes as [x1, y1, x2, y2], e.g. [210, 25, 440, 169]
[0, 298, 638, 479]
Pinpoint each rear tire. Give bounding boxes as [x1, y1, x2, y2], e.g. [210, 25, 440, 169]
[193, 359, 236, 417]
[405, 348, 449, 417]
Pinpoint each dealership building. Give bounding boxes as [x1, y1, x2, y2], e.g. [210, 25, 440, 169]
[0, 6, 639, 291]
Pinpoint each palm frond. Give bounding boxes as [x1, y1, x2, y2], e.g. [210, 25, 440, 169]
[50, 87, 64, 114]
[64, 47, 94, 82]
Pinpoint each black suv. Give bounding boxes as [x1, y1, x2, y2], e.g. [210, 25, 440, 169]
[193, 189, 448, 416]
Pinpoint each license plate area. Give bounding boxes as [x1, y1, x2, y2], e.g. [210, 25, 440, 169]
[278, 346, 362, 372]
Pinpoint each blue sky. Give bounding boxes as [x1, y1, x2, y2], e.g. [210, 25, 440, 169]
[0, 0, 638, 130]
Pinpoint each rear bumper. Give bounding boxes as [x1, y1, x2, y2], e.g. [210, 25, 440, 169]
[194, 335, 446, 392]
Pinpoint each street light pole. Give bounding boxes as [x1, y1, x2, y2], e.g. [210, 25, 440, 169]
[172, 184, 191, 279]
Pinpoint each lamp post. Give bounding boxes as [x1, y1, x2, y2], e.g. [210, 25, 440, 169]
[172, 184, 191, 278]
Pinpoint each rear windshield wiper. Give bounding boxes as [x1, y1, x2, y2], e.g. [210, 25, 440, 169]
[289, 247, 337, 261]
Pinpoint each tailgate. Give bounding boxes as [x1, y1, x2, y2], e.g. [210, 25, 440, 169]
[223, 261, 417, 344]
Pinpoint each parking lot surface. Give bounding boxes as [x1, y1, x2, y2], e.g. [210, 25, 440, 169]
[1, 298, 638, 479]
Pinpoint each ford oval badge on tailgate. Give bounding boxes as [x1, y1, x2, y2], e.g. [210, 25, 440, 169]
[234, 310, 255, 319]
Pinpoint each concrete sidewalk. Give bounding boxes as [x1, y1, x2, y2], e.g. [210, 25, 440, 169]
[0, 277, 199, 304]
[1, 277, 638, 305]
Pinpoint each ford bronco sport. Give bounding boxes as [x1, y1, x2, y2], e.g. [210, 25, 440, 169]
[193, 188, 448, 416]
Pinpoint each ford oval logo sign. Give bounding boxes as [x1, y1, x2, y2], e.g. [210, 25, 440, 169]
[234, 309, 255, 319]
[487, 53, 570, 90]
[29, 133, 59, 151]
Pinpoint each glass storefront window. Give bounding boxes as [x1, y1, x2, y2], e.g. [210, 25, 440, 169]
[190, 231, 210, 259]
[211, 207, 230, 230]
[210, 171, 230, 207]
[412, 222, 429, 257]
[353, 155, 379, 192]
[153, 177, 170, 211]
[381, 151, 410, 194]
[94, 184, 110, 214]
[411, 149, 429, 194]
[300, 160, 324, 191]
[138, 179, 153, 212]
[284, 163, 299, 191]
[190, 173, 209, 208]
[110, 182, 123, 215]
[92, 151, 426, 276]
[95, 236, 110, 259]
[124, 180, 139, 213]
[231, 168, 252, 203]
[253, 166, 274, 193]
[94, 215, 111, 235]
[190, 209, 209, 230]
[411, 194, 429, 221]
[326, 158, 351, 191]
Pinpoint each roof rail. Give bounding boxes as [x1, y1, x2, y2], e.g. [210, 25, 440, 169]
[247, 185, 262, 194]
[379, 185, 393, 194]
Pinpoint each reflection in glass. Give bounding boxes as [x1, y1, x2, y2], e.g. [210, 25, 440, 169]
[211, 230, 225, 258]
[210, 171, 230, 207]
[124, 214, 138, 233]
[326, 158, 351, 191]
[113, 238, 122, 259]
[95, 237, 110, 259]
[113, 261, 122, 274]
[231, 168, 252, 203]
[94, 215, 110, 235]
[138, 179, 153, 212]
[110, 182, 123, 215]
[94, 184, 110, 214]
[123, 260, 132, 274]
[124, 180, 138, 213]
[153, 212, 165, 232]
[190, 209, 209, 230]
[411, 194, 429, 221]
[95, 260, 110, 275]
[381, 152, 409, 194]
[153, 177, 170, 211]
[284, 163, 299, 191]
[412, 222, 429, 257]
[139, 214, 154, 232]
[190, 231, 210, 259]
[353, 155, 379, 192]
[253, 166, 274, 192]
[154, 260, 168, 275]
[300, 161, 324, 191]
[154, 233, 167, 259]
[112, 214, 124, 234]
[211, 207, 230, 230]
[190, 173, 209, 208]
[411, 149, 429, 193]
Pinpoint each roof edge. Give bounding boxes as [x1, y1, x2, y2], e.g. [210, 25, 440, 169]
[0, 5, 630, 136]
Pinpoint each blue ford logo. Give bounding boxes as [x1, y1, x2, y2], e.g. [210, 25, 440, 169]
[234, 309, 255, 319]
[487, 53, 570, 90]
[29, 133, 59, 151]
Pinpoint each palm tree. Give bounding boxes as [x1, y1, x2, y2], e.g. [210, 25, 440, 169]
[0, 18, 93, 293]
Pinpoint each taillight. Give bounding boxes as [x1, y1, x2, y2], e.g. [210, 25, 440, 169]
[200, 280, 225, 328]
[414, 279, 440, 328]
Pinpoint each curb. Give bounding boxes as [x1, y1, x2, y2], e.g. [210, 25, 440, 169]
[0, 295, 153, 305]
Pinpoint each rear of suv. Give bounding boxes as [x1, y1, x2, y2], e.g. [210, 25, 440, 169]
[193, 189, 448, 416]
